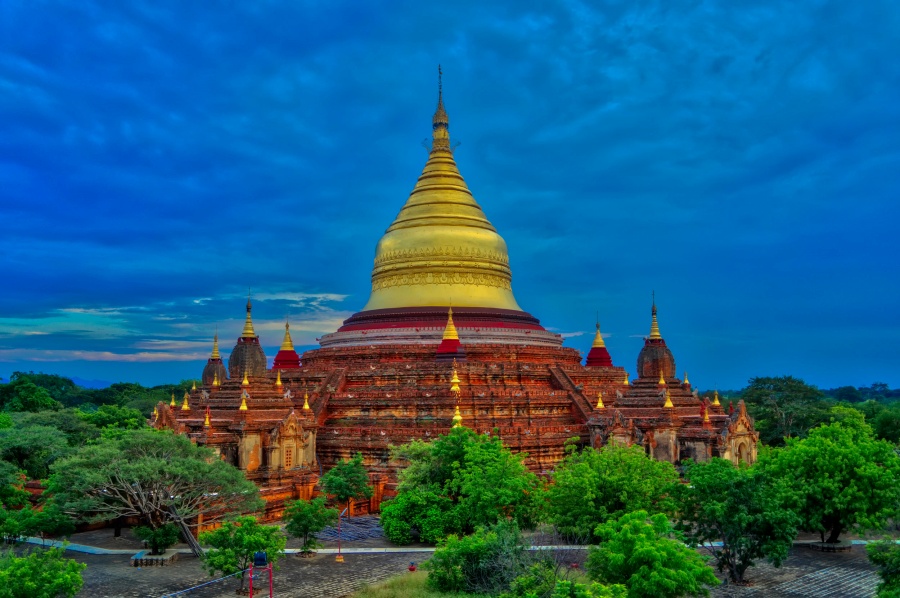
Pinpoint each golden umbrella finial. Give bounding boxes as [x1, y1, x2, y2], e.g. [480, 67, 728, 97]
[663, 389, 674, 408]
[658, 369, 666, 386]
[211, 328, 221, 359]
[712, 389, 720, 406]
[242, 371, 250, 387]
[212, 371, 220, 387]
[204, 406, 211, 427]
[450, 360, 461, 395]
[683, 372, 690, 386]
[239, 390, 249, 411]
[592, 319, 606, 348]
[170, 392, 176, 407]
[275, 369, 282, 387]
[181, 391, 190, 411]
[624, 372, 630, 386]
[443, 306, 459, 341]
[241, 292, 256, 338]
[191, 380, 197, 391]
[152, 407, 158, 419]
[703, 401, 710, 423]
[595, 391, 604, 409]
[302, 391, 310, 411]
[280, 320, 294, 351]
[649, 292, 662, 340]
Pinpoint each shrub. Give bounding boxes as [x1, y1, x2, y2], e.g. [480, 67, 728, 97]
[134, 523, 180, 555]
[868, 540, 900, 597]
[283, 497, 338, 553]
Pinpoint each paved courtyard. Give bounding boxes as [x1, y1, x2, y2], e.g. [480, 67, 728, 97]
[57, 521, 884, 598]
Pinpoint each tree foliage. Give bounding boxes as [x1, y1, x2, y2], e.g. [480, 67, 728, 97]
[134, 523, 180, 555]
[585, 511, 719, 598]
[48, 429, 263, 529]
[283, 496, 338, 553]
[199, 516, 285, 591]
[547, 443, 679, 542]
[868, 540, 900, 598]
[675, 458, 799, 584]
[426, 520, 532, 595]
[321, 452, 373, 516]
[760, 407, 900, 543]
[0, 378, 61, 413]
[740, 376, 829, 445]
[381, 428, 545, 544]
[0, 547, 85, 598]
[0, 426, 70, 480]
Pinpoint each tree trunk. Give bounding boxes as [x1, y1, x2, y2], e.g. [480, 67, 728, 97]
[826, 526, 842, 544]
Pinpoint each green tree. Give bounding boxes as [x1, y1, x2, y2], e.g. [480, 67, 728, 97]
[761, 406, 900, 543]
[0, 504, 75, 544]
[867, 540, 900, 597]
[547, 580, 628, 598]
[0, 426, 70, 480]
[0, 462, 28, 508]
[78, 404, 145, 430]
[199, 516, 285, 591]
[320, 452, 373, 517]
[426, 520, 532, 595]
[0, 547, 85, 598]
[13, 410, 100, 447]
[675, 458, 799, 584]
[48, 429, 263, 531]
[381, 428, 545, 544]
[585, 511, 719, 598]
[283, 497, 338, 553]
[833, 386, 863, 403]
[873, 405, 900, 444]
[740, 376, 829, 445]
[134, 523, 180, 555]
[548, 443, 679, 542]
[6, 372, 78, 406]
[0, 379, 61, 413]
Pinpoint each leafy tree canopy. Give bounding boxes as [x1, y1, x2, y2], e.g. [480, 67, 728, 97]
[320, 452, 373, 516]
[48, 429, 263, 529]
[0, 547, 85, 598]
[77, 404, 145, 430]
[547, 443, 679, 542]
[199, 516, 285, 591]
[0, 426, 70, 480]
[740, 376, 830, 445]
[675, 458, 799, 584]
[12, 410, 100, 447]
[283, 496, 338, 553]
[760, 406, 900, 543]
[586, 511, 719, 598]
[867, 540, 900, 597]
[381, 428, 545, 544]
[0, 379, 61, 413]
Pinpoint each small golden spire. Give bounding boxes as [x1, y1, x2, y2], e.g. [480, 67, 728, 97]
[239, 390, 249, 411]
[442, 306, 459, 341]
[451, 403, 463, 428]
[191, 380, 197, 391]
[204, 406, 211, 427]
[432, 65, 450, 151]
[241, 295, 256, 338]
[170, 392, 176, 407]
[649, 294, 662, 340]
[275, 369, 282, 387]
[596, 391, 604, 409]
[683, 372, 690, 386]
[152, 407, 158, 418]
[242, 371, 250, 387]
[712, 390, 720, 406]
[211, 329, 220, 359]
[450, 359, 461, 395]
[212, 371, 220, 387]
[303, 391, 310, 411]
[664, 390, 674, 408]
[624, 372, 630, 386]
[181, 391, 190, 411]
[280, 321, 294, 351]
[592, 321, 606, 348]
[658, 369, 666, 386]
[703, 403, 710, 423]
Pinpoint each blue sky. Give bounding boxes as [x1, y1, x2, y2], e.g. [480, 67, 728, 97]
[1, 1, 898, 389]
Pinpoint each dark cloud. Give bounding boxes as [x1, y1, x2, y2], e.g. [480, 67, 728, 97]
[1, 0, 898, 387]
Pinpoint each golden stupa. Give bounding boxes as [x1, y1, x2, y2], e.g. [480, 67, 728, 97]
[362, 67, 521, 312]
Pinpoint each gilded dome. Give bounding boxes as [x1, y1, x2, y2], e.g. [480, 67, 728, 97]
[361, 77, 522, 312]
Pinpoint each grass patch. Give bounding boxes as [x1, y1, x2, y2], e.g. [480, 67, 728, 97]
[351, 570, 478, 597]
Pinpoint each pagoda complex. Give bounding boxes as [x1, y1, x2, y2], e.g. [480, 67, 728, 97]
[153, 74, 758, 514]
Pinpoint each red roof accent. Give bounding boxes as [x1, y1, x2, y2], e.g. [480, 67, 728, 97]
[585, 346, 613, 367]
[272, 349, 301, 369]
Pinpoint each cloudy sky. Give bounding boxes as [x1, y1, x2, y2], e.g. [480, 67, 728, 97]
[1, 1, 898, 389]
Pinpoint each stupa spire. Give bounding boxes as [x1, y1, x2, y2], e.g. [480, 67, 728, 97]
[281, 321, 294, 351]
[649, 293, 662, 340]
[442, 307, 459, 341]
[592, 320, 606, 348]
[211, 329, 221, 359]
[432, 65, 450, 151]
[241, 293, 256, 338]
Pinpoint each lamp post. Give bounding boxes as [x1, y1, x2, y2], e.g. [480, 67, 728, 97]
[335, 507, 348, 563]
[248, 551, 272, 598]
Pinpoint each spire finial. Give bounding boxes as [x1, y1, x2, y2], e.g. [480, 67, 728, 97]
[649, 293, 662, 340]
[431, 65, 450, 151]
[664, 389, 674, 408]
[303, 391, 311, 411]
[280, 320, 295, 351]
[443, 306, 459, 341]
[595, 391, 604, 409]
[275, 369, 282, 387]
[241, 294, 256, 338]
[211, 327, 221, 359]
[592, 320, 606, 348]
[712, 389, 721, 406]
